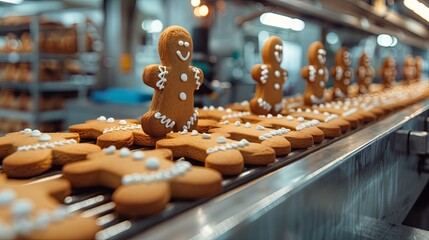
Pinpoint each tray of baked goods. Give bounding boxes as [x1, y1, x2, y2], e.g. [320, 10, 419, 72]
[0, 26, 428, 240]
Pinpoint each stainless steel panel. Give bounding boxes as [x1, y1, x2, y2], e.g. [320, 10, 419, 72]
[135, 99, 429, 240]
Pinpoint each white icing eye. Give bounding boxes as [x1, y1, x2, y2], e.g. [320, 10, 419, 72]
[181, 73, 188, 81]
[11, 199, 33, 217]
[245, 122, 251, 128]
[133, 151, 145, 160]
[103, 145, 116, 155]
[234, 121, 241, 126]
[97, 116, 106, 121]
[31, 130, 41, 137]
[191, 130, 199, 136]
[146, 157, 160, 170]
[119, 148, 131, 157]
[202, 133, 211, 139]
[184, 42, 190, 47]
[22, 128, 32, 134]
[178, 40, 184, 46]
[0, 189, 15, 206]
[216, 136, 227, 144]
[179, 92, 187, 101]
[107, 117, 115, 123]
[119, 120, 127, 125]
[39, 134, 51, 142]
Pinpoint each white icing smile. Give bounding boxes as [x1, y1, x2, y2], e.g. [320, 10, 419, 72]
[176, 40, 190, 61]
[317, 49, 326, 64]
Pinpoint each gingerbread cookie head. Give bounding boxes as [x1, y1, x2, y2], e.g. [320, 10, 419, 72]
[381, 56, 397, 88]
[403, 55, 415, 85]
[249, 36, 288, 115]
[0, 176, 99, 239]
[141, 25, 204, 137]
[331, 47, 352, 99]
[356, 52, 374, 94]
[301, 41, 328, 105]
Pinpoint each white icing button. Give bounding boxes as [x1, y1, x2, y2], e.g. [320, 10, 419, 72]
[119, 148, 131, 157]
[180, 73, 188, 81]
[297, 117, 305, 122]
[146, 157, 160, 170]
[318, 68, 324, 75]
[119, 120, 127, 125]
[267, 114, 273, 118]
[245, 122, 251, 128]
[97, 116, 107, 121]
[107, 117, 115, 123]
[306, 109, 311, 113]
[320, 81, 325, 87]
[209, 106, 215, 110]
[286, 115, 294, 121]
[277, 114, 283, 119]
[202, 133, 211, 139]
[216, 136, 227, 144]
[275, 70, 280, 77]
[218, 106, 224, 111]
[0, 189, 15, 206]
[179, 92, 187, 101]
[103, 145, 116, 155]
[133, 151, 145, 160]
[234, 121, 241, 126]
[11, 199, 33, 217]
[22, 128, 32, 134]
[191, 130, 199, 136]
[274, 83, 280, 90]
[256, 125, 265, 130]
[39, 134, 51, 142]
[31, 130, 41, 137]
[297, 108, 302, 113]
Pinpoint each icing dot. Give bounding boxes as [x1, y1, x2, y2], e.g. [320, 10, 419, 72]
[31, 130, 41, 137]
[178, 40, 184, 46]
[119, 120, 127, 125]
[313, 110, 320, 114]
[180, 73, 188, 81]
[234, 121, 241, 126]
[97, 116, 107, 121]
[256, 125, 265, 130]
[184, 41, 190, 47]
[202, 133, 211, 139]
[119, 148, 131, 157]
[39, 134, 51, 142]
[297, 117, 305, 122]
[275, 70, 281, 77]
[131, 151, 144, 161]
[179, 92, 187, 101]
[22, 128, 32, 134]
[191, 130, 199, 136]
[306, 109, 311, 113]
[35, 210, 50, 230]
[277, 114, 283, 119]
[107, 117, 115, 123]
[209, 106, 215, 111]
[180, 129, 188, 135]
[274, 83, 280, 90]
[267, 114, 273, 119]
[103, 145, 116, 155]
[0, 189, 15, 206]
[218, 106, 225, 111]
[245, 122, 251, 128]
[217, 136, 227, 144]
[297, 108, 302, 113]
[286, 115, 294, 121]
[146, 157, 160, 170]
[11, 199, 33, 217]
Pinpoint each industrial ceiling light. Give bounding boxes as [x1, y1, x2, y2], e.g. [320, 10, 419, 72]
[404, 0, 429, 22]
[190, 0, 201, 7]
[377, 34, 397, 47]
[260, 12, 305, 31]
[0, 0, 23, 4]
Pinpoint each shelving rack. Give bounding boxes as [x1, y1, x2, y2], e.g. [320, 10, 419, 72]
[0, 13, 99, 134]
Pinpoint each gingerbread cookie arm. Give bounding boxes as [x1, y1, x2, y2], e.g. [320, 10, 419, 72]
[143, 64, 165, 90]
[69, 123, 102, 138]
[62, 160, 104, 188]
[170, 167, 222, 198]
[51, 143, 101, 165]
[3, 149, 52, 178]
[97, 131, 134, 149]
[190, 66, 204, 90]
[250, 64, 264, 84]
[49, 132, 80, 141]
[301, 66, 310, 80]
[0, 139, 14, 158]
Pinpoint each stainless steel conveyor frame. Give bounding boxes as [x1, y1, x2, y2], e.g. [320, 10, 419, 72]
[135, 99, 429, 239]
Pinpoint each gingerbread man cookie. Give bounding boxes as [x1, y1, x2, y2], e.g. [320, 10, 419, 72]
[356, 53, 375, 94]
[63, 148, 221, 217]
[209, 121, 291, 155]
[301, 41, 328, 106]
[415, 56, 423, 81]
[330, 47, 352, 100]
[156, 131, 276, 175]
[141, 26, 204, 137]
[249, 36, 288, 115]
[0, 175, 99, 239]
[403, 55, 416, 85]
[381, 56, 397, 89]
[0, 129, 100, 178]
[69, 116, 162, 148]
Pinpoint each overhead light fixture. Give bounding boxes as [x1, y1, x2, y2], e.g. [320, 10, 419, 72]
[377, 34, 397, 47]
[194, 4, 209, 17]
[141, 19, 163, 33]
[326, 32, 339, 45]
[404, 0, 429, 23]
[0, 0, 23, 4]
[260, 12, 305, 31]
[190, 0, 200, 7]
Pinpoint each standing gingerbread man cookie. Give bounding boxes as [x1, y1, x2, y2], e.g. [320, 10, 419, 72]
[330, 47, 352, 100]
[301, 41, 328, 106]
[249, 36, 288, 115]
[403, 55, 415, 85]
[141, 26, 204, 137]
[381, 56, 397, 89]
[356, 53, 374, 94]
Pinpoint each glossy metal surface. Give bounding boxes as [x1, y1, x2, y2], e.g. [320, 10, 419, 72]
[134, 99, 429, 240]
